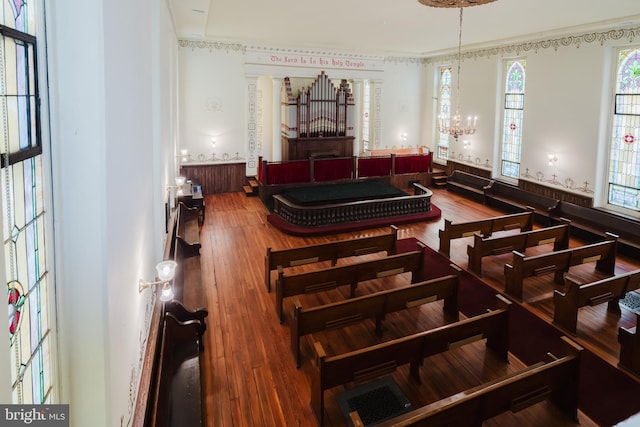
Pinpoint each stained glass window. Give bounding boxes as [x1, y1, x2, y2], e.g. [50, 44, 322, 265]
[1, 0, 52, 404]
[501, 60, 526, 179]
[608, 48, 640, 212]
[437, 66, 452, 161]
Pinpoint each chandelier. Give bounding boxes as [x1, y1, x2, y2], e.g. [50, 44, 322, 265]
[418, 0, 496, 8]
[427, 1, 481, 140]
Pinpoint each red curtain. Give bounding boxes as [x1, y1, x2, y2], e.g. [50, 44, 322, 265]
[314, 158, 353, 182]
[394, 154, 431, 174]
[357, 157, 392, 178]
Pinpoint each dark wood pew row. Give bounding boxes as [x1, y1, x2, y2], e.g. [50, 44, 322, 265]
[550, 200, 640, 259]
[438, 208, 534, 257]
[290, 264, 461, 367]
[504, 232, 618, 301]
[484, 179, 561, 224]
[133, 206, 208, 426]
[619, 311, 640, 376]
[264, 225, 398, 292]
[149, 302, 208, 427]
[176, 201, 201, 258]
[466, 219, 570, 276]
[275, 242, 426, 323]
[554, 269, 640, 334]
[356, 336, 583, 427]
[446, 170, 492, 203]
[310, 294, 511, 426]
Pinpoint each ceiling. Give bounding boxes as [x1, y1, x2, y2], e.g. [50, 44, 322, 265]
[168, 0, 640, 56]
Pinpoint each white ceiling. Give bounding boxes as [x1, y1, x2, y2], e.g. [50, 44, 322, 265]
[168, 0, 640, 56]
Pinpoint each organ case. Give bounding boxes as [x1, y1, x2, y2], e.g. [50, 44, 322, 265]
[281, 71, 355, 160]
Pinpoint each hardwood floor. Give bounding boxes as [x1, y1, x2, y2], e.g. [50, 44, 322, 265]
[192, 187, 640, 427]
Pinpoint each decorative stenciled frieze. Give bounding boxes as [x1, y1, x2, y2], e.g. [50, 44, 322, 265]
[424, 25, 640, 65]
[245, 47, 385, 72]
[179, 39, 246, 53]
[522, 168, 594, 194]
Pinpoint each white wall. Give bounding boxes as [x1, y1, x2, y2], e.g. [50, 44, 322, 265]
[179, 46, 247, 162]
[423, 29, 632, 205]
[46, 0, 177, 425]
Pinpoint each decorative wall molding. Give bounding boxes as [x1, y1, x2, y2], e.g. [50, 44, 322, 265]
[425, 25, 640, 65]
[178, 39, 246, 53]
[179, 24, 640, 66]
[521, 167, 594, 194]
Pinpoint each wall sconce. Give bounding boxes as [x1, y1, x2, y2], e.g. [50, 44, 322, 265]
[547, 154, 558, 166]
[211, 138, 216, 148]
[400, 132, 408, 142]
[463, 140, 471, 150]
[178, 149, 191, 163]
[166, 176, 187, 196]
[139, 260, 177, 302]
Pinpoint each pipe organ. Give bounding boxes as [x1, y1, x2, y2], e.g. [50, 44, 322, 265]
[281, 71, 355, 160]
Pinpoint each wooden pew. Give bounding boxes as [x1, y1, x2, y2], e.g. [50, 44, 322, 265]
[147, 301, 208, 427]
[504, 232, 618, 301]
[550, 200, 640, 259]
[466, 220, 570, 276]
[484, 180, 560, 223]
[358, 336, 583, 427]
[310, 294, 511, 425]
[275, 242, 426, 323]
[176, 202, 201, 258]
[290, 264, 461, 367]
[264, 225, 398, 292]
[438, 208, 534, 257]
[554, 269, 640, 334]
[134, 206, 208, 427]
[619, 311, 640, 376]
[446, 170, 493, 203]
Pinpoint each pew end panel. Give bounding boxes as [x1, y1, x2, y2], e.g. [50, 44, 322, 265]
[485, 294, 512, 362]
[553, 273, 631, 334]
[165, 300, 209, 351]
[149, 312, 205, 427]
[176, 202, 201, 258]
[618, 311, 640, 376]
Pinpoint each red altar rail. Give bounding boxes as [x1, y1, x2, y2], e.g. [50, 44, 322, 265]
[258, 153, 432, 186]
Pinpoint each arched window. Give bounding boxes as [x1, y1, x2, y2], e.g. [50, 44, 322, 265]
[436, 66, 452, 161]
[2, 1, 54, 404]
[609, 48, 640, 212]
[500, 59, 526, 179]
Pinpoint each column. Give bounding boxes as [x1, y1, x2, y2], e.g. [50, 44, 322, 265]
[246, 75, 258, 174]
[272, 77, 283, 161]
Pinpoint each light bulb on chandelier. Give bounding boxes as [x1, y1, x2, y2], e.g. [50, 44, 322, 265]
[438, 3, 479, 140]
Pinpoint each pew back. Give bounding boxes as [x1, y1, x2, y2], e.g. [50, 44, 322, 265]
[291, 266, 460, 367]
[275, 242, 426, 322]
[310, 295, 511, 425]
[439, 209, 534, 257]
[264, 225, 398, 291]
[554, 269, 640, 333]
[504, 232, 618, 300]
[371, 336, 582, 427]
[467, 222, 570, 275]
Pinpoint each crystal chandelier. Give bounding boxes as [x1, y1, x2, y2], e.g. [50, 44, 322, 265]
[435, 3, 479, 140]
[418, 0, 496, 7]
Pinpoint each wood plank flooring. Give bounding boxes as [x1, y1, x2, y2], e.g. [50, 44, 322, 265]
[193, 187, 640, 427]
